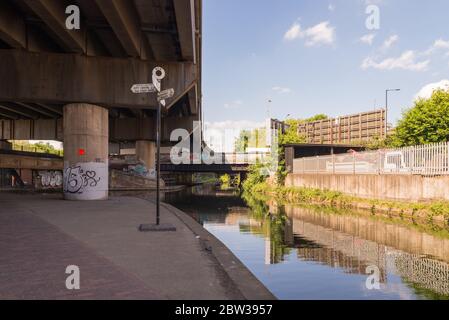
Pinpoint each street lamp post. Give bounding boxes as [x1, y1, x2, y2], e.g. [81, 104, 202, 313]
[266, 99, 272, 119]
[385, 89, 400, 138]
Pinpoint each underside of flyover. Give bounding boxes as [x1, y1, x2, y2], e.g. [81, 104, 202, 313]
[0, 0, 203, 200]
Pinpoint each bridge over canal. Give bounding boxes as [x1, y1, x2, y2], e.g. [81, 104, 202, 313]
[0, 0, 202, 200]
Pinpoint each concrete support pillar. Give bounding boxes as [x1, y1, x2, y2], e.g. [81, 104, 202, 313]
[63, 103, 108, 200]
[136, 140, 156, 170]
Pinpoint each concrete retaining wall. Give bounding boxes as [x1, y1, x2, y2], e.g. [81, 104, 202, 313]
[110, 170, 164, 190]
[285, 173, 449, 202]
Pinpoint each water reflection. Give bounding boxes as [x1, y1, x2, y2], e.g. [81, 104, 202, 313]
[167, 185, 449, 300]
[285, 206, 449, 298]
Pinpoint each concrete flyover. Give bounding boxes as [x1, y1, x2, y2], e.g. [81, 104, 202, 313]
[0, 0, 202, 200]
[0, 149, 62, 170]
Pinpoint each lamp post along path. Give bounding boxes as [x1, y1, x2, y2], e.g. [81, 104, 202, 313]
[131, 67, 176, 232]
[385, 88, 400, 138]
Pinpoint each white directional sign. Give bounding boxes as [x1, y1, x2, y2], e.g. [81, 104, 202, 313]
[157, 88, 175, 102]
[130, 83, 156, 94]
[130, 66, 174, 106]
[152, 67, 166, 92]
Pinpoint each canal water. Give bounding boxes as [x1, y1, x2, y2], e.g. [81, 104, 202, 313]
[166, 185, 449, 300]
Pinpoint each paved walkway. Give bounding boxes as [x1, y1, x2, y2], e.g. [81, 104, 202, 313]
[0, 193, 246, 300]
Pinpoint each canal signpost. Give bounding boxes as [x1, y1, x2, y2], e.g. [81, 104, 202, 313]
[131, 67, 176, 232]
[130, 83, 157, 94]
[158, 88, 175, 102]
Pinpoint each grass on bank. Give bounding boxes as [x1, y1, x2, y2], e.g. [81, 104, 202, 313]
[242, 163, 449, 225]
[258, 182, 449, 222]
[243, 188, 449, 240]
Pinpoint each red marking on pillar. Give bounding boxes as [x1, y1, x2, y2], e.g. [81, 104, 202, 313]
[78, 149, 85, 156]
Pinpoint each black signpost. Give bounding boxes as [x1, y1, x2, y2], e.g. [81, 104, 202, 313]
[131, 67, 176, 232]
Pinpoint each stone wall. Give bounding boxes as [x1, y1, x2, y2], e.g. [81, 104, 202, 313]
[285, 173, 449, 202]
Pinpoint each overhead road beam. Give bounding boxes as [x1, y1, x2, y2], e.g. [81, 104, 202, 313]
[1, 116, 156, 142]
[0, 152, 63, 170]
[35, 103, 63, 116]
[13, 102, 57, 118]
[0, 49, 197, 109]
[0, 103, 39, 119]
[0, 1, 26, 48]
[0, 111, 18, 120]
[173, 0, 196, 63]
[95, 0, 151, 59]
[21, 0, 86, 53]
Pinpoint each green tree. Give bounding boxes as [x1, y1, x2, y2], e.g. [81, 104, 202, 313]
[279, 119, 306, 145]
[235, 130, 250, 152]
[242, 162, 270, 194]
[305, 114, 328, 122]
[219, 174, 231, 189]
[394, 90, 449, 146]
[352, 135, 396, 150]
[11, 140, 62, 156]
[235, 128, 267, 151]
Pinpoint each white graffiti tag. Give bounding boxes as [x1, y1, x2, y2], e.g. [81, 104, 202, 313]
[39, 171, 63, 187]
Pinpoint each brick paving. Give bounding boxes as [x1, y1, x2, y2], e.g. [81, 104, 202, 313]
[0, 196, 160, 299]
[0, 192, 244, 300]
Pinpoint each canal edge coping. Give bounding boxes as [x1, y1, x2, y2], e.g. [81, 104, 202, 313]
[161, 202, 277, 300]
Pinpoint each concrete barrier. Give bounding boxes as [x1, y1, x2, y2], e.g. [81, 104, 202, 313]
[285, 173, 449, 202]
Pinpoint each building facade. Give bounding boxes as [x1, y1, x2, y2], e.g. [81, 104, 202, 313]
[298, 109, 386, 144]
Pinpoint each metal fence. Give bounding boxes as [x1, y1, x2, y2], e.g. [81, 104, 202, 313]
[293, 142, 449, 176]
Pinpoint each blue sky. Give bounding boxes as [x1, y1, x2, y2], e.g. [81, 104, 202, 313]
[202, 0, 449, 129]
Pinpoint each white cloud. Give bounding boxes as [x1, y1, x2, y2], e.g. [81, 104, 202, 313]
[360, 33, 376, 46]
[284, 21, 335, 47]
[382, 35, 399, 49]
[361, 51, 430, 72]
[272, 86, 292, 94]
[414, 79, 449, 100]
[328, 4, 335, 11]
[302, 21, 335, 47]
[284, 22, 301, 41]
[205, 120, 264, 131]
[434, 39, 449, 49]
[424, 39, 449, 55]
[364, 0, 385, 5]
[224, 100, 243, 109]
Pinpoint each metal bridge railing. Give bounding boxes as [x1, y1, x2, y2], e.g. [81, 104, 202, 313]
[160, 151, 271, 165]
[293, 141, 449, 176]
[11, 143, 63, 157]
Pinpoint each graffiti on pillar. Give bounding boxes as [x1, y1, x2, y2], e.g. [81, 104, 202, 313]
[63, 165, 101, 194]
